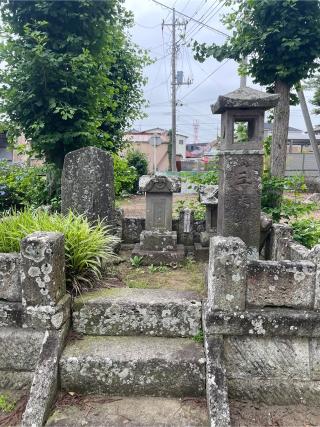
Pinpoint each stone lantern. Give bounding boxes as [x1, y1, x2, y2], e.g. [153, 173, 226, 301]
[211, 87, 279, 258]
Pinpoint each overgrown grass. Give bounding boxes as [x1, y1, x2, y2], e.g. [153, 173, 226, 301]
[0, 209, 119, 294]
[292, 218, 320, 249]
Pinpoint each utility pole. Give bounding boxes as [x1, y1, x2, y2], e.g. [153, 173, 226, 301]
[296, 86, 320, 175]
[171, 7, 177, 173]
[240, 56, 248, 88]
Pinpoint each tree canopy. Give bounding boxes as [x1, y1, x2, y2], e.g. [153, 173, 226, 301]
[0, 0, 149, 168]
[194, 0, 320, 87]
[193, 0, 320, 177]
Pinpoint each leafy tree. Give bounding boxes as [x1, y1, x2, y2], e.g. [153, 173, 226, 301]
[0, 0, 149, 169]
[194, 0, 320, 177]
[126, 149, 148, 192]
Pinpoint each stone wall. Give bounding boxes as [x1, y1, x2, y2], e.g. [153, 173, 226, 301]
[122, 216, 205, 245]
[0, 232, 71, 425]
[204, 235, 320, 425]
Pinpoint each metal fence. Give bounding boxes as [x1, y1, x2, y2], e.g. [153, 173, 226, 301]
[285, 153, 319, 177]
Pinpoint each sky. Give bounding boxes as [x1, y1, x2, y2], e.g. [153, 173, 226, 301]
[124, 0, 317, 145]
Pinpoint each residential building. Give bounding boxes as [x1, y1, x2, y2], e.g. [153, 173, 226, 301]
[0, 133, 39, 165]
[124, 128, 189, 172]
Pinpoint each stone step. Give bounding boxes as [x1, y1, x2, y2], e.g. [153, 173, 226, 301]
[0, 327, 44, 389]
[60, 335, 206, 397]
[47, 395, 209, 426]
[73, 288, 202, 338]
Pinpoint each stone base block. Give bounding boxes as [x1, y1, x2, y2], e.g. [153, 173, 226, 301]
[199, 231, 215, 247]
[140, 230, 177, 251]
[72, 288, 202, 337]
[0, 301, 23, 327]
[132, 244, 185, 266]
[23, 294, 71, 330]
[194, 243, 209, 262]
[0, 327, 44, 371]
[0, 371, 34, 390]
[60, 336, 205, 397]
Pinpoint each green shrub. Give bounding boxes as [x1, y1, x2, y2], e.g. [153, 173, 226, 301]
[292, 218, 320, 249]
[261, 174, 316, 221]
[175, 199, 206, 220]
[0, 209, 119, 294]
[0, 160, 49, 211]
[126, 150, 148, 192]
[180, 170, 219, 187]
[113, 154, 138, 197]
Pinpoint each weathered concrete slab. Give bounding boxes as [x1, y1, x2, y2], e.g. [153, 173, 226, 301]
[224, 336, 309, 379]
[0, 327, 44, 371]
[73, 288, 202, 337]
[204, 306, 320, 337]
[139, 230, 177, 251]
[247, 260, 316, 309]
[205, 335, 230, 427]
[0, 253, 21, 301]
[228, 378, 320, 406]
[47, 396, 208, 426]
[60, 336, 206, 397]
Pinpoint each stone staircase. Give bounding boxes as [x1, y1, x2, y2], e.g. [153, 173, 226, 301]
[57, 288, 207, 425]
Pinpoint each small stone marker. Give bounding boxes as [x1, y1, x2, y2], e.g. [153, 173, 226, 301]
[61, 146, 115, 226]
[199, 184, 219, 247]
[211, 86, 279, 258]
[132, 175, 184, 265]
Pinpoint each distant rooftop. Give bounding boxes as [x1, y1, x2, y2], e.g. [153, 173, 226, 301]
[264, 122, 303, 133]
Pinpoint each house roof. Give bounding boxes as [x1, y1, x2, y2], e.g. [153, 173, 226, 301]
[264, 122, 303, 133]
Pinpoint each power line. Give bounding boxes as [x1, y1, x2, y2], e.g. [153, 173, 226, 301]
[151, 0, 228, 37]
[180, 59, 230, 101]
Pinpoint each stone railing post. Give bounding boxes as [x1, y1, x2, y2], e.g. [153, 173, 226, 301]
[20, 232, 70, 330]
[269, 224, 293, 261]
[207, 236, 247, 311]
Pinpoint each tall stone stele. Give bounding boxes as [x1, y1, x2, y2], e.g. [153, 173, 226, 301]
[61, 146, 115, 226]
[132, 175, 185, 265]
[212, 87, 279, 258]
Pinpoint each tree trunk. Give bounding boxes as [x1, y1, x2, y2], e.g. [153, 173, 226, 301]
[270, 80, 290, 177]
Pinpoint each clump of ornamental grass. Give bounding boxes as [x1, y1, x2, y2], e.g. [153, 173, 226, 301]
[0, 208, 119, 294]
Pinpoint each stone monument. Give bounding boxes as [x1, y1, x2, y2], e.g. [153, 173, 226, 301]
[211, 86, 279, 258]
[132, 175, 185, 265]
[61, 146, 115, 226]
[194, 184, 219, 261]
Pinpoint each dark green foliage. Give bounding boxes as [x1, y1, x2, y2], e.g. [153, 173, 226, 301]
[0, 1, 149, 168]
[113, 154, 137, 197]
[261, 174, 317, 221]
[180, 170, 219, 187]
[194, 0, 320, 87]
[126, 149, 148, 192]
[292, 219, 320, 249]
[0, 160, 50, 211]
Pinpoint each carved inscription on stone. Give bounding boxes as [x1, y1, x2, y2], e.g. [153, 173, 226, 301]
[152, 198, 167, 230]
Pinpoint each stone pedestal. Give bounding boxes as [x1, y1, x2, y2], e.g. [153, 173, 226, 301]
[133, 175, 184, 265]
